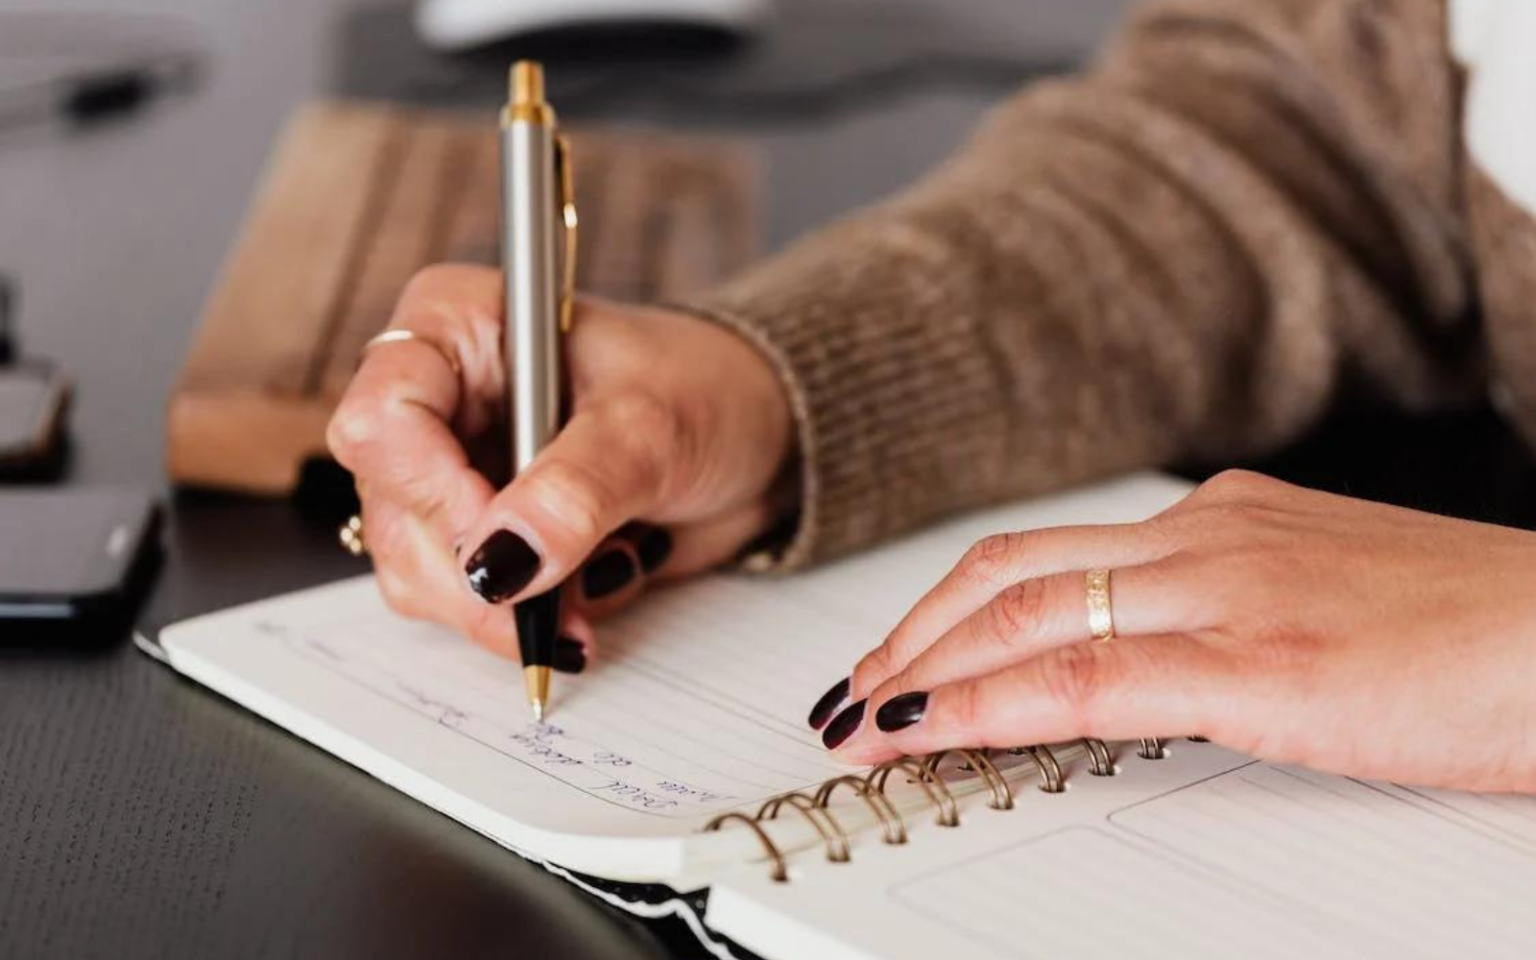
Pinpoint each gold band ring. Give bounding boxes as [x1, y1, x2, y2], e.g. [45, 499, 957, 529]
[362, 329, 462, 376]
[1085, 568, 1115, 642]
[339, 514, 367, 557]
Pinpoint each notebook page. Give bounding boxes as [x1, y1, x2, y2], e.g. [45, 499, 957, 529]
[159, 473, 1190, 883]
[161, 575, 856, 881]
[706, 742, 1536, 960]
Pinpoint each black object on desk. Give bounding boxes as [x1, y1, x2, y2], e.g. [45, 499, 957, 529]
[0, 487, 161, 639]
[0, 11, 203, 135]
[0, 278, 72, 481]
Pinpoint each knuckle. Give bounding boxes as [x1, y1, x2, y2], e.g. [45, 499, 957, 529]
[945, 680, 986, 743]
[1036, 644, 1110, 727]
[602, 391, 676, 440]
[1191, 500, 1259, 536]
[983, 579, 1047, 646]
[959, 532, 1028, 590]
[872, 661, 920, 704]
[878, 674, 911, 702]
[1200, 469, 1273, 501]
[399, 265, 501, 340]
[326, 401, 382, 467]
[523, 458, 613, 546]
[851, 644, 895, 697]
[401, 263, 463, 300]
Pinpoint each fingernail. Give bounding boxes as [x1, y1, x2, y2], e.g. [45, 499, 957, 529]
[582, 549, 637, 600]
[821, 699, 866, 750]
[464, 530, 541, 603]
[635, 526, 673, 573]
[875, 691, 928, 732]
[553, 636, 587, 674]
[807, 677, 850, 730]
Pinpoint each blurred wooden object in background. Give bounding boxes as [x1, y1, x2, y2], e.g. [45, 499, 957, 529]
[167, 100, 758, 494]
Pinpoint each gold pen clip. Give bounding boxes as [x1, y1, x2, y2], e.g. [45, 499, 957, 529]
[555, 134, 578, 334]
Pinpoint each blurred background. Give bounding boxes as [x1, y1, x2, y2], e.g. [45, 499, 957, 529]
[0, 0, 1127, 483]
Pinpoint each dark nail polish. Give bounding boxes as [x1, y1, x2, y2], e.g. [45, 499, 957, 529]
[464, 530, 541, 603]
[821, 699, 866, 750]
[635, 526, 673, 573]
[807, 677, 851, 730]
[582, 549, 636, 600]
[875, 691, 929, 732]
[553, 636, 587, 675]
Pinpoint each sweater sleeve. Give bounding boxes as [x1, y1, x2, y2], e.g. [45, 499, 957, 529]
[676, 0, 1479, 569]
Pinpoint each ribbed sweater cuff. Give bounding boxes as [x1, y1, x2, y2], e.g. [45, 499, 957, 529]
[673, 218, 1011, 571]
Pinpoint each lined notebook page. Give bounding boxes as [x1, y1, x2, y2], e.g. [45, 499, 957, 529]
[158, 474, 1191, 883]
[707, 742, 1536, 960]
[295, 582, 855, 819]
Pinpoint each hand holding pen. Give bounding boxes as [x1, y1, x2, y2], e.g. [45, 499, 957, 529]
[327, 235, 795, 713]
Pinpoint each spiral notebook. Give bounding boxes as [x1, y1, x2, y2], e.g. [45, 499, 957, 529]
[142, 474, 1536, 960]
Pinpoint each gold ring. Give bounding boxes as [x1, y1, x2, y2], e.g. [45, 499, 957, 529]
[362, 329, 462, 376]
[339, 514, 367, 557]
[1086, 568, 1114, 642]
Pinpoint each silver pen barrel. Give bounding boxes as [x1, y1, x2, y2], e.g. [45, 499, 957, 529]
[501, 63, 561, 475]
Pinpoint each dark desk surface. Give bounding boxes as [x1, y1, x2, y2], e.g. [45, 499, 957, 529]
[4, 2, 1536, 959]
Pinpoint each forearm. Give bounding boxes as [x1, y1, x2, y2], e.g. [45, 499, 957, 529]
[682, 0, 1474, 568]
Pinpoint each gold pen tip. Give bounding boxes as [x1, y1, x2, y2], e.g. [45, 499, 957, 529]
[524, 664, 552, 722]
[511, 61, 545, 106]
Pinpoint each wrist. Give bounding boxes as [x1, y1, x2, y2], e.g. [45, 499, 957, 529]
[658, 301, 805, 565]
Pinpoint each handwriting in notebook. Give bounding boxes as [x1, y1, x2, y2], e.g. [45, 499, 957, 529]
[276, 605, 850, 819]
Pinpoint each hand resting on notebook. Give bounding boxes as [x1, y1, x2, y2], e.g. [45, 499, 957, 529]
[327, 263, 795, 663]
[820, 471, 1536, 794]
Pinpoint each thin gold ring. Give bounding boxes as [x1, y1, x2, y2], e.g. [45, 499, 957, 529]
[362, 329, 462, 376]
[339, 514, 367, 557]
[1086, 568, 1114, 642]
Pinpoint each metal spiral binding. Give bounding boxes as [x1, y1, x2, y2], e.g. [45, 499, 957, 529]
[1023, 745, 1066, 793]
[705, 737, 1180, 882]
[704, 813, 790, 882]
[869, 759, 961, 827]
[924, 749, 1014, 809]
[757, 792, 851, 863]
[1080, 737, 1116, 776]
[1001, 744, 1068, 791]
[813, 775, 906, 845]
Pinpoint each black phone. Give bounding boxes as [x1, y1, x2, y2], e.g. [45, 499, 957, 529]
[0, 487, 161, 633]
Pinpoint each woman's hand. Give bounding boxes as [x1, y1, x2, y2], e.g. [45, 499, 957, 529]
[327, 264, 794, 664]
[815, 470, 1536, 793]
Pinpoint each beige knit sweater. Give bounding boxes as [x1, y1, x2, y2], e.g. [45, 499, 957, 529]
[679, 0, 1536, 570]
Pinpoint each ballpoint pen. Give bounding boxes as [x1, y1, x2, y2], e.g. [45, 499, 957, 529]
[502, 61, 578, 721]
